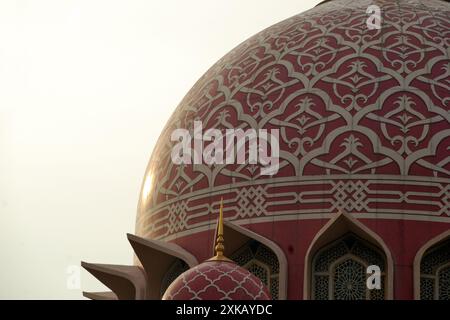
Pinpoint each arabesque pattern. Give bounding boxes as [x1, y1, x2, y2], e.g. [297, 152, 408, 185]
[137, 0, 450, 241]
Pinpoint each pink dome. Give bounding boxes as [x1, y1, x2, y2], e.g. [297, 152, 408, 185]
[82, 0, 450, 301]
[137, 0, 450, 242]
[162, 260, 271, 300]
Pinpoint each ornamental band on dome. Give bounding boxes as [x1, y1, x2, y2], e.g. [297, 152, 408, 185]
[82, 0, 450, 300]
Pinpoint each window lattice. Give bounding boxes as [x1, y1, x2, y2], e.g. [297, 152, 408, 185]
[420, 239, 450, 300]
[314, 275, 329, 300]
[270, 278, 279, 300]
[333, 259, 366, 300]
[438, 266, 450, 300]
[160, 260, 189, 297]
[370, 275, 385, 300]
[314, 241, 348, 273]
[232, 246, 254, 267]
[312, 233, 386, 300]
[351, 241, 385, 271]
[247, 262, 269, 286]
[421, 240, 450, 274]
[255, 245, 280, 274]
[420, 277, 434, 300]
[231, 241, 280, 300]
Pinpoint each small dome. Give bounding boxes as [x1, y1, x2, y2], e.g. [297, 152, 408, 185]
[162, 260, 271, 300]
[162, 199, 270, 300]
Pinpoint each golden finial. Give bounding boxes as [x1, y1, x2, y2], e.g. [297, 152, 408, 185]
[208, 198, 232, 262]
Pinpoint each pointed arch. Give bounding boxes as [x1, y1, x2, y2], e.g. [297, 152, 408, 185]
[413, 229, 450, 300]
[303, 211, 394, 300]
[222, 221, 288, 300]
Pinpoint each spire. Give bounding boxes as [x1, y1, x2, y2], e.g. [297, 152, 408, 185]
[208, 198, 232, 262]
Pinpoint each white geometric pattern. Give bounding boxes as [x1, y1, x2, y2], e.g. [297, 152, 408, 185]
[236, 186, 268, 218]
[332, 181, 370, 212]
[162, 261, 270, 300]
[136, 0, 450, 241]
[168, 201, 188, 234]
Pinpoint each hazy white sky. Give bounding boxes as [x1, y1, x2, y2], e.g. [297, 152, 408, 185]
[0, 0, 320, 299]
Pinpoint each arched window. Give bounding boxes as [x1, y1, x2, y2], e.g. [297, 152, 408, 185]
[160, 259, 189, 297]
[312, 233, 386, 300]
[231, 240, 280, 299]
[420, 239, 450, 300]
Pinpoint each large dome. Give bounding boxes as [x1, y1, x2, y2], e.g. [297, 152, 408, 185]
[82, 0, 450, 301]
[137, 0, 450, 242]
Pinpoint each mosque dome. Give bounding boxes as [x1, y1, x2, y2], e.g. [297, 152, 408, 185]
[134, 0, 450, 300]
[162, 201, 271, 300]
[83, 0, 450, 301]
[162, 201, 270, 300]
[162, 260, 271, 300]
[137, 0, 450, 242]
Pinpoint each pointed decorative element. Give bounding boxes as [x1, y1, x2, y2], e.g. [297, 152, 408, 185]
[208, 198, 232, 262]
